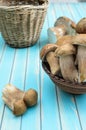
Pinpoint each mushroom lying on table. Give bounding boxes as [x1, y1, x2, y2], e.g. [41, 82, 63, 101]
[40, 44, 60, 75]
[73, 34, 86, 83]
[48, 16, 76, 43]
[2, 84, 38, 116]
[55, 37, 78, 82]
[76, 18, 86, 33]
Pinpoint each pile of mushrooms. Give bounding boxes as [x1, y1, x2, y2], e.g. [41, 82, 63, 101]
[40, 17, 86, 84]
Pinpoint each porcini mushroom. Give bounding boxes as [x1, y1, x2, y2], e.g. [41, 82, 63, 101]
[2, 84, 27, 116]
[54, 16, 76, 29]
[76, 18, 86, 33]
[48, 17, 76, 43]
[55, 42, 78, 82]
[40, 44, 60, 75]
[72, 34, 86, 82]
[54, 16, 76, 35]
[2, 84, 38, 116]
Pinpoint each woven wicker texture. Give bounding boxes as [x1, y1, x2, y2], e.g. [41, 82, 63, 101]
[42, 61, 86, 94]
[0, 2, 48, 48]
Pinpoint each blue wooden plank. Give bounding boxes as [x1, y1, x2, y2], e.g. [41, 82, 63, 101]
[53, 4, 63, 18]
[40, 16, 48, 49]
[21, 42, 41, 130]
[80, 2, 86, 8]
[47, 4, 58, 43]
[0, 45, 15, 126]
[10, 48, 27, 90]
[0, 34, 6, 61]
[1, 48, 27, 130]
[67, 3, 81, 22]
[72, 2, 86, 18]
[59, 4, 76, 22]
[39, 4, 61, 130]
[68, 3, 86, 130]
[47, 4, 56, 27]
[53, 3, 82, 130]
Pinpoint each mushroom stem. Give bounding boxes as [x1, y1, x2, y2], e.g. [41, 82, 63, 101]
[55, 36, 78, 82]
[60, 55, 78, 82]
[46, 52, 60, 75]
[2, 84, 24, 99]
[2, 84, 27, 116]
[77, 46, 86, 82]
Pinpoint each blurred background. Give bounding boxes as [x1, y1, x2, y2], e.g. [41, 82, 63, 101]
[50, 0, 86, 2]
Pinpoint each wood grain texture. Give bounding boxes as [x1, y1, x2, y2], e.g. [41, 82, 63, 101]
[0, 3, 86, 130]
[21, 43, 41, 130]
[68, 3, 86, 130]
[52, 3, 81, 130]
[0, 45, 16, 129]
[40, 11, 61, 130]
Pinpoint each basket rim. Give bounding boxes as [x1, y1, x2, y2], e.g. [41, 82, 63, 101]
[0, 0, 49, 10]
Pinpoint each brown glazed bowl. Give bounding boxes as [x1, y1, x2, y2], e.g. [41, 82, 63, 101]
[42, 61, 86, 94]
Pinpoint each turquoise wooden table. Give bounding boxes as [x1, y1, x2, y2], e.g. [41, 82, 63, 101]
[0, 3, 86, 130]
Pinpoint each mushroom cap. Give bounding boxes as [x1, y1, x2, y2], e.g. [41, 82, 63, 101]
[55, 44, 76, 57]
[63, 17, 76, 29]
[56, 35, 74, 46]
[40, 44, 58, 60]
[72, 34, 86, 46]
[24, 89, 38, 107]
[13, 99, 27, 116]
[54, 16, 76, 29]
[76, 18, 86, 33]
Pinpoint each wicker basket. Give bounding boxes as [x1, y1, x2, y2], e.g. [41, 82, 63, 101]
[0, 1, 48, 48]
[42, 61, 86, 94]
